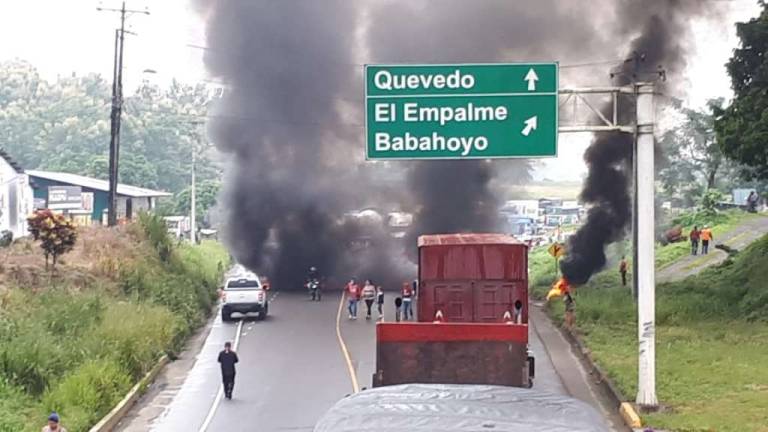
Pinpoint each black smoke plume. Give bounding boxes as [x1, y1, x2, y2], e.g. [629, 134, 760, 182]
[560, 0, 721, 285]
[364, 0, 623, 250]
[193, 1, 413, 289]
[192, 0, 719, 289]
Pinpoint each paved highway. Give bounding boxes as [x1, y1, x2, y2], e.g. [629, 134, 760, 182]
[119, 291, 624, 431]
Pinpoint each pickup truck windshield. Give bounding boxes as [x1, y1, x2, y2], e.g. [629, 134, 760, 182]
[226, 279, 261, 290]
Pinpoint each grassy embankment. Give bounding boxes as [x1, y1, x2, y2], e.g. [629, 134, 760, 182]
[530, 211, 768, 431]
[0, 214, 228, 432]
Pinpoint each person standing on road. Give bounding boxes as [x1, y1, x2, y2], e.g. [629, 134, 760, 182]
[218, 341, 239, 400]
[700, 226, 713, 254]
[376, 285, 385, 320]
[619, 256, 628, 287]
[689, 226, 700, 256]
[345, 279, 360, 319]
[401, 282, 414, 321]
[362, 280, 376, 320]
[394, 297, 403, 322]
[42, 412, 66, 432]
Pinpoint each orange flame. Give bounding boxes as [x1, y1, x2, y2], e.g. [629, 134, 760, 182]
[546, 277, 571, 301]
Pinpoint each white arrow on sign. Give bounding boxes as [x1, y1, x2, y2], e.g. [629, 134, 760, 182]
[524, 68, 539, 91]
[521, 116, 538, 136]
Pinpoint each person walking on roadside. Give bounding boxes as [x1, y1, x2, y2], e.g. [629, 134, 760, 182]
[345, 278, 360, 319]
[700, 225, 713, 255]
[401, 282, 414, 321]
[747, 191, 759, 213]
[619, 256, 629, 287]
[689, 225, 700, 256]
[394, 297, 403, 322]
[362, 280, 376, 320]
[376, 285, 385, 320]
[42, 412, 66, 432]
[564, 292, 575, 332]
[218, 341, 239, 400]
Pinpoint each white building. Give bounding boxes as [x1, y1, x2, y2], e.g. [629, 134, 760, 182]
[0, 149, 34, 239]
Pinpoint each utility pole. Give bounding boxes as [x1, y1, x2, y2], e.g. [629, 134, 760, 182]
[98, 1, 149, 226]
[635, 82, 658, 407]
[190, 147, 197, 244]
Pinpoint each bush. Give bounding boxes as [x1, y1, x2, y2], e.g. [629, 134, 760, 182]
[0, 319, 72, 395]
[138, 213, 173, 263]
[87, 302, 177, 378]
[0, 379, 32, 432]
[37, 290, 104, 338]
[41, 359, 131, 432]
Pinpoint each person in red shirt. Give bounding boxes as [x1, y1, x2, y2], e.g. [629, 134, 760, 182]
[401, 281, 415, 321]
[689, 226, 700, 256]
[345, 279, 360, 319]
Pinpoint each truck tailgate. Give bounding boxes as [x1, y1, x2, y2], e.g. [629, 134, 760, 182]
[374, 322, 529, 388]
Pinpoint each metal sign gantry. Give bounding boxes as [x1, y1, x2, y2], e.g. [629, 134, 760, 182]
[557, 83, 658, 408]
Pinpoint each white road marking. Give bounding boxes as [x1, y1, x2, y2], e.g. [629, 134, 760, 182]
[198, 319, 243, 432]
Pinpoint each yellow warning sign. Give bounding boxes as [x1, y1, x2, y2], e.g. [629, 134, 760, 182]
[548, 242, 565, 258]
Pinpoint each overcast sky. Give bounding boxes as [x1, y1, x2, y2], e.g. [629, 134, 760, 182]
[0, 0, 761, 181]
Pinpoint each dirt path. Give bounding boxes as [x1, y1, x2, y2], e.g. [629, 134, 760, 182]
[657, 215, 768, 283]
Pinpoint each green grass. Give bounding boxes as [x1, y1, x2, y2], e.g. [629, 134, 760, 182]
[656, 210, 760, 269]
[0, 216, 228, 432]
[541, 233, 768, 431]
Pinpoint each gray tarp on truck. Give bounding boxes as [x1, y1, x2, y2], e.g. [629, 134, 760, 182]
[314, 384, 611, 432]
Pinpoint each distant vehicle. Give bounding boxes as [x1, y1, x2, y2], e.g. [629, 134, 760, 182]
[386, 211, 413, 238]
[221, 272, 270, 322]
[503, 215, 536, 237]
[314, 384, 610, 432]
[500, 200, 540, 218]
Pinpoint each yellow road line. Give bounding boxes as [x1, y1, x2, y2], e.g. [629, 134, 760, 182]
[335, 292, 360, 393]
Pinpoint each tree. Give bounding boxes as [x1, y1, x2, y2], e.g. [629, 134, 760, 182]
[714, 4, 768, 180]
[27, 209, 77, 268]
[0, 61, 222, 195]
[659, 99, 741, 206]
[173, 180, 222, 226]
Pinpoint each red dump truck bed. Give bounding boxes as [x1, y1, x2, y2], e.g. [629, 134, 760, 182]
[418, 233, 529, 323]
[374, 233, 533, 388]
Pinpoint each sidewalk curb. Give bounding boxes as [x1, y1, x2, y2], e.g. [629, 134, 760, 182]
[553, 314, 643, 431]
[89, 355, 170, 432]
[620, 402, 643, 429]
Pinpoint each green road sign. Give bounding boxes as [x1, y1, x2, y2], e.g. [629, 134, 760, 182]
[365, 63, 558, 160]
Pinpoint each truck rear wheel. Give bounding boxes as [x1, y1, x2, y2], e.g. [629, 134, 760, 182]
[222, 307, 232, 322]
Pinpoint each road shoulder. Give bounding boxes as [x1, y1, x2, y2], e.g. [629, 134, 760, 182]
[530, 304, 629, 431]
[115, 308, 228, 431]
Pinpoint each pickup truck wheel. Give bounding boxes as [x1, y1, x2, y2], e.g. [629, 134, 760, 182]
[222, 308, 232, 322]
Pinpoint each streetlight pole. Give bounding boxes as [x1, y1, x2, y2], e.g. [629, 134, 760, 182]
[635, 82, 658, 408]
[98, 1, 149, 226]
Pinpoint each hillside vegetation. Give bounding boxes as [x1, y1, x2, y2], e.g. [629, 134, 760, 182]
[0, 215, 228, 432]
[540, 233, 768, 431]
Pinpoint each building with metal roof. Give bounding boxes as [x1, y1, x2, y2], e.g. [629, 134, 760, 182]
[27, 170, 172, 224]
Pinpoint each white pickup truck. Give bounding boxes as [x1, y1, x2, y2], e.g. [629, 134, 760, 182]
[221, 272, 270, 322]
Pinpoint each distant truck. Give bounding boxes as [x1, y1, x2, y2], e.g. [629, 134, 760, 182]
[373, 233, 534, 388]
